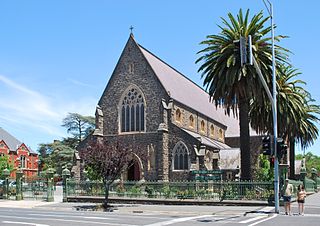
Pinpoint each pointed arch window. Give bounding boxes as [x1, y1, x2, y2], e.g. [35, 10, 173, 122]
[200, 120, 205, 132]
[210, 125, 215, 137]
[218, 129, 223, 140]
[120, 86, 145, 132]
[175, 109, 181, 123]
[189, 115, 194, 128]
[172, 141, 189, 170]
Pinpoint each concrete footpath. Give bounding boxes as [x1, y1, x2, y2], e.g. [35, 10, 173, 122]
[0, 189, 319, 215]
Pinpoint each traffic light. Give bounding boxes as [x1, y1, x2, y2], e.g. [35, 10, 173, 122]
[276, 138, 288, 159]
[262, 135, 272, 155]
[270, 156, 275, 168]
[239, 35, 253, 66]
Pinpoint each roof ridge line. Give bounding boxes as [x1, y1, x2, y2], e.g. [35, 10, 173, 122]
[137, 44, 210, 95]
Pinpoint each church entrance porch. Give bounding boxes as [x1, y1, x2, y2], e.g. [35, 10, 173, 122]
[127, 161, 141, 181]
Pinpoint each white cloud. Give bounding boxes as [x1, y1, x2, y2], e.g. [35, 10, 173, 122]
[0, 74, 97, 140]
[68, 78, 95, 88]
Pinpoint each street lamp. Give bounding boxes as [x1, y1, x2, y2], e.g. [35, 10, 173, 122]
[262, 0, 279, 213]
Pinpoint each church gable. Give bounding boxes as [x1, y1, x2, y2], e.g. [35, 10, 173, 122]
[98, 35, 169, 135]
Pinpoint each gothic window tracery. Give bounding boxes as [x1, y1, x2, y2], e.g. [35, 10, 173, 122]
[120, 86, 145, 133]
[172, 141, 189, 170]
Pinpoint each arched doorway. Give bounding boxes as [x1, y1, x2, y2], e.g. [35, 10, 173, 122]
[127, 161, 141, 181]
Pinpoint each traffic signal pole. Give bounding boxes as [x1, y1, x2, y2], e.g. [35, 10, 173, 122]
[239, 1, 279, 213]
[269, 1, 280, 214]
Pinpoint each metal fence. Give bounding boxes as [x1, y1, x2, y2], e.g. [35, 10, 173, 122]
[66, 180, 274, 201]
[22, 177, 48, 200]
[0, 176, 48, 201]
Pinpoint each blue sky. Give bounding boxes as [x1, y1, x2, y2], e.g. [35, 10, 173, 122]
[0, 0, 319, 156]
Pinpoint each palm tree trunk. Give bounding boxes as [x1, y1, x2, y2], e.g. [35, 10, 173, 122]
[239, 97, 252, 180]
[289, 139, 295, 179]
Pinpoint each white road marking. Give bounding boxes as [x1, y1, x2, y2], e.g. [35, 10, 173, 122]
[248, 214, 277, 226]
[29, 213, 110, 220]
[0, 214, 137, 226]
[2, 221, 49, 226]
[84, 216, 111, 220]
[144, 215, 212, 226]
[239, 216, 265, 223]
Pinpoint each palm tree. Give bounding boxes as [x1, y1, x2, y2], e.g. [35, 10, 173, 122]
[196, 9, 288, 180]
[250, 64, 320, 178]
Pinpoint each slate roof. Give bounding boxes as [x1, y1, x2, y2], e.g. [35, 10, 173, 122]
[137, 40, 258, 138]
[182, 128, 231, 150]
[0, 127, 36, 154]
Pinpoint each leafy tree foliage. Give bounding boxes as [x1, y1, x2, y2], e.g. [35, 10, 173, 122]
[296, 152, 320, 177]
[38, 112, 95, 176]
[196, 9, 288, 180]
[0, 155, 14, 179]
[256, 154, 274, 181]
[62, 113, 95, 144]
[38, 140, 74, 175]
[79, 139, 147, 208]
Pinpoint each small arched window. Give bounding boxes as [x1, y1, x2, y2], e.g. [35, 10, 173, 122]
[172, 141, 189, 170]
[175, 109, 181, 123]
[210, 125, 215, 137]
[200, 120, 205, 132]
[189, 115, 194, 128]
[219, 129, 223, 140]
[120, 86, 145, 132]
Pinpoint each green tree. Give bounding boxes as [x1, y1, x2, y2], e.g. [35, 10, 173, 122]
[296, 152, 320, 177]
[62, 113, 95, 144]
[38, 140, 74, 175]
[250, 64, 319, 178]
[256, 154, 274, 181]
[0, 155, 14, 178]
[79, 139, 147, 208]
[196, 9, 288, 180]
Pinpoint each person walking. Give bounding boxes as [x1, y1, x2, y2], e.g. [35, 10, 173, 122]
[283, 178, 294, 215]
[297, 184, 307, 215]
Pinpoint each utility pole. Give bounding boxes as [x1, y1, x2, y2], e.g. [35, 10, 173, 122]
[239, 0, 279, 212]
[263, 0, 279, 214]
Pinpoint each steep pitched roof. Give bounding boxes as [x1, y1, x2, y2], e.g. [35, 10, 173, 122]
[0, 127, 36, 154]
[137, 41, 257, 137]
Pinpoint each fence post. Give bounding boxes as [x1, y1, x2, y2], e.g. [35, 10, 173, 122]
[300, 168, 307, 191]
[2, 168, 10, 199]
[62, 168, 70, 202]
[46, 168, 55, 202]
[311, 168, 318, 192]
[15, 169, 24, 200]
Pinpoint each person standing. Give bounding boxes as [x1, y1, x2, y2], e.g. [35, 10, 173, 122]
[297, 184, 307, 215]
[283, 178, 294, 215]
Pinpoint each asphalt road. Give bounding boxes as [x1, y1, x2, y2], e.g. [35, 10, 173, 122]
[0, 191, 319, 226]
[0, 206, 274, 226]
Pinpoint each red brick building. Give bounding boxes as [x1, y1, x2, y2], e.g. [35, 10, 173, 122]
[0, 127, 38, 178]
